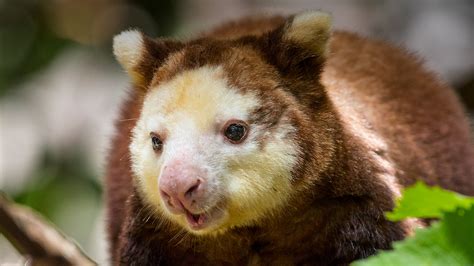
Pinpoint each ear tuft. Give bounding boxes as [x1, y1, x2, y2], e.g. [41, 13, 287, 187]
[113, 30, 145, 83]
[284, 11, 332, 57]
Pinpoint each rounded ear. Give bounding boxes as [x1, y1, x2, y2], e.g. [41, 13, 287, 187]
[282, 11, 331, 58]
[113, 30, 183, 90]
[259, 11, 332, 75]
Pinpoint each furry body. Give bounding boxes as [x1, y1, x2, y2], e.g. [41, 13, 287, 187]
[105, 14, 474, 265]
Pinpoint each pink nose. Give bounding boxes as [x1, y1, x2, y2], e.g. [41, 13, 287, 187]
[159, 163, 206, 214]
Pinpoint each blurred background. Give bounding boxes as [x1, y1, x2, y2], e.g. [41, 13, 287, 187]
[0, 0, 473, 264]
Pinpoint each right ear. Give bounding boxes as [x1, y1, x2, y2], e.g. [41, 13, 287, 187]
[258, 11, 332, 76]
[113, 30, 183, 90]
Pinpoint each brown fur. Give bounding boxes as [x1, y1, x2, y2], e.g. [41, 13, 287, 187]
[105, 14, 474, 265]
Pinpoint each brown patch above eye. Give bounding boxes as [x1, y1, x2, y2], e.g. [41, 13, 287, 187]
[250, 94, 289, 129]
[250, 104, 293, 150]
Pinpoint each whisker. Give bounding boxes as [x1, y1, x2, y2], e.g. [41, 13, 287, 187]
[118, 118, 139, 122]
[175, 231, 190, 247]
[119, 153, 130, 162]
[170, 228, 185, 244]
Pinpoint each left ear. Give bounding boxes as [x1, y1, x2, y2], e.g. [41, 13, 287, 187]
[260, 11, 332, 74]
[113, 30, 183, 90]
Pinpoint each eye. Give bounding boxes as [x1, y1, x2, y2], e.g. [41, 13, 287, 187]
[223, 121, 248, 144]
[150, 133, 163, 151]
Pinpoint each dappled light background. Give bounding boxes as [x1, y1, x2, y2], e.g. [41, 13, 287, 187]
[0, 0, 473, 264]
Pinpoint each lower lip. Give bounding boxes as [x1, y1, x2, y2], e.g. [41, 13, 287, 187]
[185, 211, 207, 230]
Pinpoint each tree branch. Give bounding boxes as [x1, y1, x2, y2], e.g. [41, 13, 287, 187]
[0, 193, 97, 265]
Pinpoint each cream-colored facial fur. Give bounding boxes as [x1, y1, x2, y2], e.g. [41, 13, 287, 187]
[129, 66, 299, 234]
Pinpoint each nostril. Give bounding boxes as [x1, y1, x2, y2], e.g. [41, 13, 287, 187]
[161, 190, 177, 209]
[160, 189, 171, 202]
[184, 179, 201, 199]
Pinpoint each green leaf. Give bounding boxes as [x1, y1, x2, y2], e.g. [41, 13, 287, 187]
[353, 183, 474, 266]
[353, 206, 474, 266]
[386, 182, 474, 221]
[443, 206, 474, 262]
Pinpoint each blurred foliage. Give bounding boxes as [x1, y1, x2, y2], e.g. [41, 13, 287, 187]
[0, 0, 70, 97]
[1, 0, 180, 254]
[0, 0, 179, 97]
[353, 182, 474, 266]
[13, 151, 102, 244]
[14, 151, 101, 218]
[134, 0, 177, 36]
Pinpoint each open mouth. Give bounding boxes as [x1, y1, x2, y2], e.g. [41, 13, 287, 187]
[162, 196, 227, 232]
[184, 209, 207, 230]
[180, 203, 225, 231]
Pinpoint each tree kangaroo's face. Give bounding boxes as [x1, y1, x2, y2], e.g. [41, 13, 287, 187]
[131, 64, 300, 234]
[113, 11, 332, 234]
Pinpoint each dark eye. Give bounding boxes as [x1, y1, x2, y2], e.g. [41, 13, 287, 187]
[150, 133, 163, 151]
[224, 121, 248, 143]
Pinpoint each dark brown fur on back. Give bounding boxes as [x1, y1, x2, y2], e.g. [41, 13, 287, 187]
[105, 15, 474, 265]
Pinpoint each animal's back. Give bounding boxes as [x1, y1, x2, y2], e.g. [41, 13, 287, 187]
[209, 17, 474, 194]
[323, 32, 474, 195]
